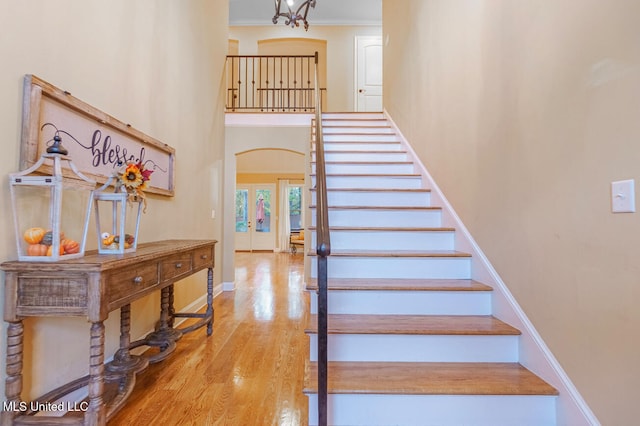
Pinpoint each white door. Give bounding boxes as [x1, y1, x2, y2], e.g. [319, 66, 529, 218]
[355, 36, 383, 112]
[235, 184, 276, 251]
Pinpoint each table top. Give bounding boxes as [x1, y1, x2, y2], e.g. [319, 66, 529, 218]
[1, 239, 217, 273]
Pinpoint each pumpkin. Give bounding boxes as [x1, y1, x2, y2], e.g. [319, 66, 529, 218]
[24, 228, 45, 244]
[102, 234, 115, 246]
[47, 245, 64, 256]
[27, 244, 48, 256]
[61, 239, 80, 254]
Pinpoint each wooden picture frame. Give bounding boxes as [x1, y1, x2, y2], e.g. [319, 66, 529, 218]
[20, 75, 175, 196]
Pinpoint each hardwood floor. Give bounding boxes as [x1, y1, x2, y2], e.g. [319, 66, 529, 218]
[109, 252, 309, 425]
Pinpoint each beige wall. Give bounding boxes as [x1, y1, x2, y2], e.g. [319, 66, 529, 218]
[384, 1, 640, 424]
[237, 149, 305, 174]
[229, 25, 381, 111]
[0, 0, 227, 401]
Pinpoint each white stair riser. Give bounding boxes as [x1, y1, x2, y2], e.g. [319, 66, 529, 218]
[308, 290, 491, 315]
[322, 113, 385, 120]
[323, 134, 400, 143]
[322, 120, 389, 127]
[321, 142, 403, 152]
[308, 334, 518, 362]
[307, 394, 557, 426]
[314, 151, 408, 162]
[312, 175, 424, 189]
[313, 191, 431, 207]
[311, 230, 453, 251]
[323, 127, 395, 134]
[310, 208, 442, 227]
[310, 257, 471, 279]
[313, 162, 415, 175]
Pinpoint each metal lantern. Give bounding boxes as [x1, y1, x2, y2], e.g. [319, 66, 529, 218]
[9, 135, 95, 261]
[93, 182, 142, 255]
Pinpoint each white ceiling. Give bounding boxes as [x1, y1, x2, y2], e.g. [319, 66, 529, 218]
[229, 0, 382, 26]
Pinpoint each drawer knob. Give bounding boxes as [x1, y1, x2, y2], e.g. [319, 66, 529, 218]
[175, 263, 183, 269]
[133, 276, 143, 284]
[200, 254, 208, 260]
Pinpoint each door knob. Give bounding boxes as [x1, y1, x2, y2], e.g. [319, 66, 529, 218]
[359, 89, 365, 93]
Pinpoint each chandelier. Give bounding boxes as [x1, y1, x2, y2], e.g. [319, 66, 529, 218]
[273, 0, 317, 31]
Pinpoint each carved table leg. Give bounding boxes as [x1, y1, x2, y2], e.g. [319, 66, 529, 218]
[168, 284, 175, 328]
[106, 304, 148, 379]
[206, 267, 214, 336]
[2, 321, 23, 425]
[85, 321, 106, 426]
[142, 286, 182, 363]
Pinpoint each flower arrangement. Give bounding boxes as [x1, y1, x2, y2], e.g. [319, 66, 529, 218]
[116, 161, 153, 211]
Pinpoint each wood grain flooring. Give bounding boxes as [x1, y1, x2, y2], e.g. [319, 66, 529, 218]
[109, 252, 309, 426]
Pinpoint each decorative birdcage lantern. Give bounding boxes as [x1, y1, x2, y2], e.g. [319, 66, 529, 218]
[9, 135, 95, 261]
[93, 185, 142, 254]
[93, 160, 152, 254]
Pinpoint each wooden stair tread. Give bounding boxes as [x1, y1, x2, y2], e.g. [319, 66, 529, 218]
[305, 314, 520, 336]
[308, 226, 454, 232]
[309, 205, 441, 210]
[319, 141, 401, 144]
[322, 132, 396, 136]
[304, 362, 559, 396]
[312, 161, 412, 165]
[323, 126, 392, 129]
[319, 150, 408, 154]
[306, 278, 492, 292]
[307, 250, 471, 258]
[309, 188, 430, 193]
[323, 111, 384, 114]
[311, 173, 420, 177]
[322, 119, 388, 122]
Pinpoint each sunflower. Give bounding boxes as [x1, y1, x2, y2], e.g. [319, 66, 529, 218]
[122, 163, 143, 189]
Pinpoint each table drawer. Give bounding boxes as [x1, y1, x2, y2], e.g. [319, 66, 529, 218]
[107, 263, 159, 305]
[161, 254, 193, 281]
[193, 246, 214, 270]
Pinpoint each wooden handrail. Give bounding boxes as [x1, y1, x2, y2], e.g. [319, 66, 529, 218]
[313, 50, 330, 426]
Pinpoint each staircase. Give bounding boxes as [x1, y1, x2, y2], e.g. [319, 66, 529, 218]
[304, 112, 558, 426]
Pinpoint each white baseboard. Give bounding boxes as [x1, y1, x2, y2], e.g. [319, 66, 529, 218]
[222, 281, 235, 292]
[384, 110, 600, 426]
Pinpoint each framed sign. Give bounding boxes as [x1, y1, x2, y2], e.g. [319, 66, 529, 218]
[20, 75, 175, 196]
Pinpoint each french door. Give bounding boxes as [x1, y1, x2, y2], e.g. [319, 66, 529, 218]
[235, 184, 276, 251]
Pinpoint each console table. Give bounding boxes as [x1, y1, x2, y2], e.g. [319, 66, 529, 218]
[1, 239, 217, 426]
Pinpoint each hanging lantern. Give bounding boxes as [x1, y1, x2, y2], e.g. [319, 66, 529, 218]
[9, 134, 95, 261]
[93, 160, 152, 254]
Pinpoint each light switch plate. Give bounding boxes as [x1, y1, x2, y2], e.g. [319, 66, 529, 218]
[611, 179, 635, 213]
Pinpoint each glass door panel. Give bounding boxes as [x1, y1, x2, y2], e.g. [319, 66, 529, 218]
[235, 188, 251, 250]
[251, 185, 275, 250]
[235, 184, 276, 251]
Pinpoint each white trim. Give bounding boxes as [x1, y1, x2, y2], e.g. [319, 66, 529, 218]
[222, 281, 236, 292]
[384, 110, 600, 426]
